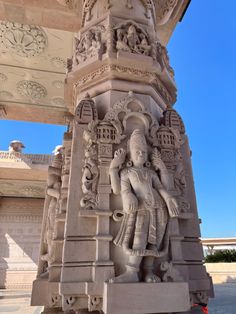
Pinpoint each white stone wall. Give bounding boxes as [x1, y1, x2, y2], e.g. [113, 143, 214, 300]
[0, 197, 43, 289]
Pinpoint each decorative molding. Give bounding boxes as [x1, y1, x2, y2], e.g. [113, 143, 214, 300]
[17, 80, 47, 100]
[75, 64, 174, 104]
[0, 21, 47, 57]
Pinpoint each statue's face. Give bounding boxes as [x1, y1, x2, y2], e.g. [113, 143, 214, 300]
[130, 144, 147, 167]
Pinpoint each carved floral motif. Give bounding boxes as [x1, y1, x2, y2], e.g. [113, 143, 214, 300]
[17, 80, 47, 100]
[0, 21, 47, 57]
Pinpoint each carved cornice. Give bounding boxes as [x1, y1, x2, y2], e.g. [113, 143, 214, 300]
[74, 64, 175, 104]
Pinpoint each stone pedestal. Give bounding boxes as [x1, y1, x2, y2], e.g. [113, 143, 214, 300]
[103, 283, 190, 314]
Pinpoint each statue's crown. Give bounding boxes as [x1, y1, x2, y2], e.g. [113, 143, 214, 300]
[129, 129, 147, 148]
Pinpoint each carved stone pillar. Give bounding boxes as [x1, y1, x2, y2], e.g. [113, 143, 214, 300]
[32, 1, 212, 313]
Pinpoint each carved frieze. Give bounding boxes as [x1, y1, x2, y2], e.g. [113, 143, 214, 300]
[0, 21, 47, 57]
[74, 25, 106, 65]
[114, 21, 151, 56]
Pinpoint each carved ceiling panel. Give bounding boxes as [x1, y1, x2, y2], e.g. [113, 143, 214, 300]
[0, 20, 73, 115]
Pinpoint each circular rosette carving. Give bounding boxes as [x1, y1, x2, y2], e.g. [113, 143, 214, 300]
[0, 73, 7, 83]
[17, 80, 47, 100]
[0, 21, 47, 57]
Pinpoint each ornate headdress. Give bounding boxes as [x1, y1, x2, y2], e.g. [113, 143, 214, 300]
[129, 129, 147, 149]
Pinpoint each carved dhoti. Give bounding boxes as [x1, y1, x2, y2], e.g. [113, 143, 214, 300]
[114, 204, 169, 257]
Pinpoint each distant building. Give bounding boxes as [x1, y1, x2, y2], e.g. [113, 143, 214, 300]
[0, 144, 51, 289]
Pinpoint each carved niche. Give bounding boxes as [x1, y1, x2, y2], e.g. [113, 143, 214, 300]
[114, 21, 152, 56]
[74, 25, 106, 65]
[83, 91, 180, 284]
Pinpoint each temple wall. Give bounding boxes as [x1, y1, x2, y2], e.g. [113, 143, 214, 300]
[0, 197, 44, 289]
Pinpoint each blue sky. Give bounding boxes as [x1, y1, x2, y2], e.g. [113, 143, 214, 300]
[168, 0, 236, 238]
[1, 0, 235, 238]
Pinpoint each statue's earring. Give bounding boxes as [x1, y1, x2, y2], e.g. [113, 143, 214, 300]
[126, 160, 133, 167]
[145, 161, 151, 168]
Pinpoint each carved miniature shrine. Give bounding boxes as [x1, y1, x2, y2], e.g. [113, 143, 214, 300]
[31, 1, 212, 313]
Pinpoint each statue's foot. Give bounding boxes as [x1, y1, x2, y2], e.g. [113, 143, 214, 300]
[109, 270, 139, 283]
[144, 272, 161, 283]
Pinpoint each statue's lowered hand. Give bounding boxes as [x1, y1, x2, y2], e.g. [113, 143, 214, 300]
[110, 148, 126, 169]
[166, 197, 179, 217]
[124, 193, 138, 213]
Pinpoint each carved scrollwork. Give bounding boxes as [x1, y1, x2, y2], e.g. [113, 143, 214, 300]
[114, 21, 151, 56]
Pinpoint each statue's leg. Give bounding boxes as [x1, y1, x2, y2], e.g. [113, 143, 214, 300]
[109, 210, 149, 283]
[143, 208, 168, 283]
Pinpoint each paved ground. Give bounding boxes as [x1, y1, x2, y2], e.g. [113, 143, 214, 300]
[208, 284, 236, 314]
[0, 284, 235, 313]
